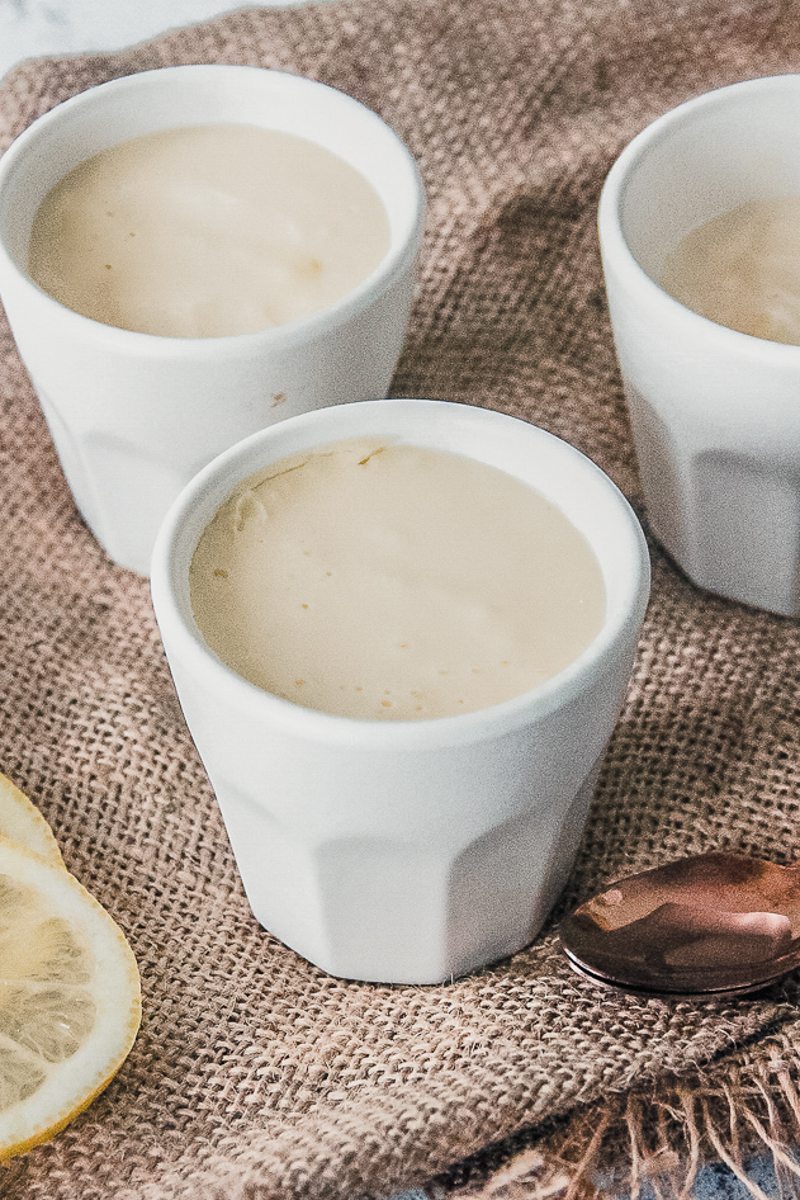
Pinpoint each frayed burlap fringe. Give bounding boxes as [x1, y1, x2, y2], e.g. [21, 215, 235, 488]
[440, 1033, 800, 1199]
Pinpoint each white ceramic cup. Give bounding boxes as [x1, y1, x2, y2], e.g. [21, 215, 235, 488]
[599, 75, 800, 617]
[151, 398, 650, 984]
[0, 66, 424, 576]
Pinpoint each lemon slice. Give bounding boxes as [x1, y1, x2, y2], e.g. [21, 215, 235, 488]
[0, 773, 63, 868]
[0, 837, 141, 1159]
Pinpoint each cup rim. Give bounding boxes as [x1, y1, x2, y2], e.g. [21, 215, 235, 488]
[0, 64, 425, 358]
[598, 72, 800, 360]
[150, 398, 651, 749]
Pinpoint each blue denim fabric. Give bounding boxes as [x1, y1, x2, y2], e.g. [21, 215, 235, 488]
[392, 1156, 785, 1198]
[629, 1157, 782, 1199]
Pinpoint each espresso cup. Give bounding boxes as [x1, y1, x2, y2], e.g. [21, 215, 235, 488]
[151, 399, 650, 984]
[0, 66, 424, 575]
[599, 75, 800, 618]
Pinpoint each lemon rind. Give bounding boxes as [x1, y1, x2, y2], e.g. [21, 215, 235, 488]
[0, 837, 141, 1160]
[0, 772, 64, 869]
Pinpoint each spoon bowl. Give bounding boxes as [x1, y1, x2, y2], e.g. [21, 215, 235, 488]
[560, 851, 800, 997]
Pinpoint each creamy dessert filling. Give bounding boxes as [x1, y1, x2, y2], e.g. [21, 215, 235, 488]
[28, 124, 390, 337]
[661, 197, 800, 344]
[189, 439, 606, 720]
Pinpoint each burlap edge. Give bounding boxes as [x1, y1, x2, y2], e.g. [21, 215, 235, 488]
[432, 1014, 800, 1199]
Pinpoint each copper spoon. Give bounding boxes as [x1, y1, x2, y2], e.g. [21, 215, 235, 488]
[559, 851, 800, 998]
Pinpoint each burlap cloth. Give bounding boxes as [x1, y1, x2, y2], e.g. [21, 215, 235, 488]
[2, 2, 800, 1197]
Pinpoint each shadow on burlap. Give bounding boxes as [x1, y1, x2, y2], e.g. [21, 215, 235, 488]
[1, 2, 800, 1197]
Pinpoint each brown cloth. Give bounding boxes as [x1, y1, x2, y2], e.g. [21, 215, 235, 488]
[2, 3, 800, 1197]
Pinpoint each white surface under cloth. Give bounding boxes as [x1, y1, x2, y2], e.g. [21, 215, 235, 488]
[0, 0, 309, 80]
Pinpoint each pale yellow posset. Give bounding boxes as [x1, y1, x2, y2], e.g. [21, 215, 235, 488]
[190, 438, 606, 720]
[28, 124, 390, 339]
[0, 772, 140, 1161]
[661, 196, 800, 345]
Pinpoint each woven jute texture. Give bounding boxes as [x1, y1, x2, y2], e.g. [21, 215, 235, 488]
[2, 3, 800, 1198]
